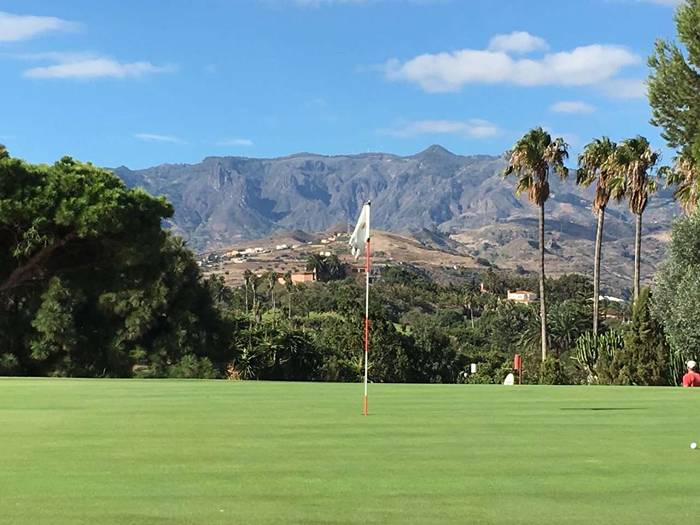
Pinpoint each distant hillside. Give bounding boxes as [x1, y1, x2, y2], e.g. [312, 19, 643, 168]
[114, 145, 680, 294]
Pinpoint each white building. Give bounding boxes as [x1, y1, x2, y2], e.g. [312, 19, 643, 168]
[507, 290, 538, 305]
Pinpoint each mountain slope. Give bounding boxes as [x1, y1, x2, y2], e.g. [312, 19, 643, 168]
[113, 145, 678, 259]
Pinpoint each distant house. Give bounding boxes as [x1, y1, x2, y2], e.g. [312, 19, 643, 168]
[275, 244, 289, 251]
[507, 290, 538, 305]
[291, 272, 316, 284]
[595, 295, 626, 304]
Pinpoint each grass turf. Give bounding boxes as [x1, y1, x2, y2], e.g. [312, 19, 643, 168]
[1, 379, 700, 524]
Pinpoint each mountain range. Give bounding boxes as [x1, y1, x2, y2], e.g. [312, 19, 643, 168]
[114, 145, 680, 293]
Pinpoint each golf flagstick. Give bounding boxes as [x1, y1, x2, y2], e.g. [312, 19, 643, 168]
[349, 201, 371, 416]
[363, 231, 370, 416]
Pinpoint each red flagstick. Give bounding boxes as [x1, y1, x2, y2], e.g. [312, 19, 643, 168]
[363, 236, 370, 416]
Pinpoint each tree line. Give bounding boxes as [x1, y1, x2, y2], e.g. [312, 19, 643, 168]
[0, 1, 698, 383]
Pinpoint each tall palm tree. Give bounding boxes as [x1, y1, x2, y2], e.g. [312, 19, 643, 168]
[243, 269, 253, 315]
[577, 137, 618, 335]
[609, 136, 660, 301]
[266, 270, 277, 311]
[504, 127, 569, 362]
[283, 271, 294, 319]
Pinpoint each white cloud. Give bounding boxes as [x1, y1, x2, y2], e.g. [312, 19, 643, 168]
[0, 11, 77, 42]
[601, 78, 646, 99]
[381, 119, 499, 139]
[488, 31, 548, 54]
[134, 133, 184, 144]
[22, 54, 175, 79]
[385, 42, 640, 93]
[550, 101, 596, 114]
[216, 138, 254, 147]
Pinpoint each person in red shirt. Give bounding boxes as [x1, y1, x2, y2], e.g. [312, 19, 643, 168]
[682, 360, 700, 387]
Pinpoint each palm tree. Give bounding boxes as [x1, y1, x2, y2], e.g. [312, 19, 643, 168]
[266, 270, 277, 314]
[609, 136, 660, 301]
[504, 127, 569, 362]
[243, 269, 253, 315]
[577, 137, 618, 335]
[663, 153, 700, 214]
[283, 271, 294, 319]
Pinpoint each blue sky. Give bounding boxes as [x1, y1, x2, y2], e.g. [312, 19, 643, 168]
[0, 0, 681, 168]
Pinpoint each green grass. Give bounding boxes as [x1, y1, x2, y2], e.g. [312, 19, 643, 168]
[2, 379, 700, 524]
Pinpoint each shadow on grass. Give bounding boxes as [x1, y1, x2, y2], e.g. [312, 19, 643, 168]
[560, 407, 646, 411]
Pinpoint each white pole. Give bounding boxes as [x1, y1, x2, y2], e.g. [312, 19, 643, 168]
[363, 202, 371, 416]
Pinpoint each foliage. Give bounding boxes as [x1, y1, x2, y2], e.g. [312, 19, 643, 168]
[538, 357, 567, 385]
[614, 288, 671, 386]
[648, 0, 700, 163]
[503, 127, 569, 207]
[306, 253, 347, 282]
[0, 154, 235, 378]
[652, 212, 700, 381]
[648, 0, 700, 214]
[577, 137, 618, 212]
[594, 331, 627, 385]
[573, 330, 625, 384]
[608, 137, 660, 216]
[167, 355, 218, 379]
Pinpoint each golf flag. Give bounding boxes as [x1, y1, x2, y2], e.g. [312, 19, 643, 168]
[349, 202, 370, 260]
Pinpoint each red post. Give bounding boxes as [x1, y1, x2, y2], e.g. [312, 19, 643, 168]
[514, 354, 522, 385]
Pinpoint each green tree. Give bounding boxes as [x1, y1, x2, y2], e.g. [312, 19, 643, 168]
[648, 0, 700, 212]
[609, 137, 660, 301]
[504, 127, 569, 361]
[0, 156, 172, 295]
[577, 137, 618, 334]
[652, 211, 700, 381]
[0, 154, 235, 377]
[615, 288, 670, 386]
[29, 277, 85, 376]
[306, 253, 346, 282]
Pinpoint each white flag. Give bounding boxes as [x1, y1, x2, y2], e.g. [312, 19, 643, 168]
[349, 203, 370, 260]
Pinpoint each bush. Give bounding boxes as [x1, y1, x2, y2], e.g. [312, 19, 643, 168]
[614, 288, 671, 385]
[539, 357, 566, 385]
[0, 353, 20, 375]
[167, 355, 218, 379]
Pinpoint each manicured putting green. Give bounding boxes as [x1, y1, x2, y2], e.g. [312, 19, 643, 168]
[2, 379, 699, 524]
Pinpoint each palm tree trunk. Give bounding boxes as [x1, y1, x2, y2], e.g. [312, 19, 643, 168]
[634, 212, 642, 301]
[539, 203, 548, 362]
[593, 207, 605, 335]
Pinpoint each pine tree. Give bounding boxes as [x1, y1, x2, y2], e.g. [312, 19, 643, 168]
[615, 288, 671, 385]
